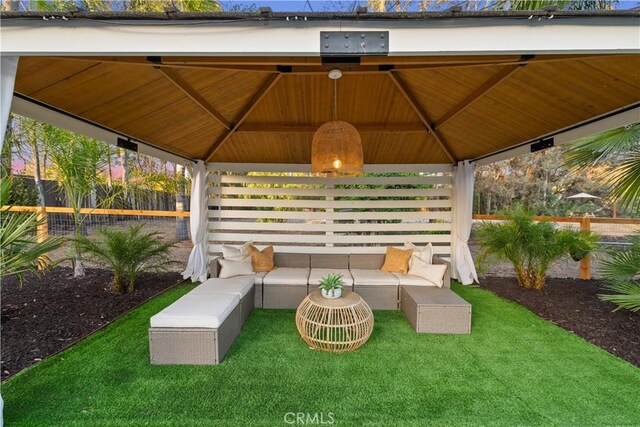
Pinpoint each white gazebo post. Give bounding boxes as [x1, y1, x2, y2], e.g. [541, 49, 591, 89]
[182, 160, 209, 283]
[1, 56, 19, 149]
[0, 54, 20, 427]
[452, 161, 479, 285]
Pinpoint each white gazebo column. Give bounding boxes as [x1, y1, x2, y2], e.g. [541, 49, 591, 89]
[182, 160, 209, 283]
[0, 54, 19, 427]
[1, 56, 19, 148]
[451, 161, 479, 285]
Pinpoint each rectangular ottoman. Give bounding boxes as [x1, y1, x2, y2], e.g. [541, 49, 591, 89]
[400, 286, 471, 334]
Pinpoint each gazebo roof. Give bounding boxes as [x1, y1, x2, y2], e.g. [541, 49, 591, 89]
[3, 11, 640, 164]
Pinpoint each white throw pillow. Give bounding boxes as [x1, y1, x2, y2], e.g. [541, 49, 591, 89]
[221, 241, 253, 261]
[405, 242, 433, 267]
[219, 256, 254, 278]
[408, 257, 447, 288]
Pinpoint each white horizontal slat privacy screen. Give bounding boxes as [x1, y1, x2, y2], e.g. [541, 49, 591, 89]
[207, 164, 453, 256]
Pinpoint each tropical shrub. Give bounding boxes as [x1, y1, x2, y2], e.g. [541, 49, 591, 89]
[475, 207, 598, 290]
[0, 178, 64, 282]
[75, 224, 176, 294]
[598, 232, 640, 312]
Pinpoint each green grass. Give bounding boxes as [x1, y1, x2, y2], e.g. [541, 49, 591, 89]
[3, 284, 640, 426]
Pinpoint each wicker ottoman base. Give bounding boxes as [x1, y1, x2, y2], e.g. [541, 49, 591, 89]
[254, 284, 263, 308]
[354, 285, 399, 310]
[149, 299, 243, 365]
[263, 284, 307, 309]
[400, 286, 471, 334]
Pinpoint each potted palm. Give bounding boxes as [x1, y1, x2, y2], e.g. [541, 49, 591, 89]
[318, 273, 344, 299]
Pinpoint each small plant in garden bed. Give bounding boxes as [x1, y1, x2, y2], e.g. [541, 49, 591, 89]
[75, 224, 176, 294]
[599, 231, 640, 312]
[319, 273, 344, 298]
[475, 206, 598, 290]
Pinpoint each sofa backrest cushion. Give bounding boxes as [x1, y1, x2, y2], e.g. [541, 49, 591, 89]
[349, 254, 385, 270]
[274, 253, 311, 268]
[311, 254, 349, 269]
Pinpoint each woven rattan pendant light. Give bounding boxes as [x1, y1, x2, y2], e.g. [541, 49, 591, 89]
[311, 69, 363, 176]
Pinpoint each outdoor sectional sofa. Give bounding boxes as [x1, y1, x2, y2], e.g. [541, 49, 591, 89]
[210, 253, 452, 310]
[149, 252, 470, 365]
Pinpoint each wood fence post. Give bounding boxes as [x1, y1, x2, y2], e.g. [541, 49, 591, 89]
[36, 206, 48, 243]
[579, 217, 591, 280]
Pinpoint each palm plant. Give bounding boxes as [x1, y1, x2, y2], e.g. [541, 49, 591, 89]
[74, 224, 176, 294]
[475, 206, 598, 290]
[564, 123, 640, 214]
[598, 232, 640, 312]
[45, 127, 110, 278]
[0, 178, 64, 282]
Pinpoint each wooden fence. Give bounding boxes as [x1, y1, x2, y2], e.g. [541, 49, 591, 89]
[472, 214, 640, 280]
[4, 206, 639, 281]
[3, 206, 190, 243]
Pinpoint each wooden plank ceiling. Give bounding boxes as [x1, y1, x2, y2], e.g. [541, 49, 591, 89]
[14, 54, 640, 164]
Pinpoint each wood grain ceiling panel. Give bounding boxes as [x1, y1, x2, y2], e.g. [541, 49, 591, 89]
[28, 62, 162, 116]
[395, 66, 499, 122]
[15, 57, 100, 95]
[13, 55, 640, 164]
[211, 131, 447, 164]
[172, 68, 273, 121]
[245, 73, 420, 126]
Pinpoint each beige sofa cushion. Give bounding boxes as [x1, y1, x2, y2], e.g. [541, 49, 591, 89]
[350, 269, 399, 286]
[192, 276, 254, 299]
[150, 293, 239, 329]
[254, 271, 268, 285]
[311, 254, 349, 269]
[308, 268, 354, 286]
[393, 273, 439, 287]
[263, 267, 310, 286]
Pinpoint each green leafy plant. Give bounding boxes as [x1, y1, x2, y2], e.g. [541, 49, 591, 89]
[0, 178, 64, 283]
[598, 232, 640, 312]
[475, 206, 598, 290]
[74, 224, 176, 294]
[564, 123, 640, 214]
[318, 273, 344, 294]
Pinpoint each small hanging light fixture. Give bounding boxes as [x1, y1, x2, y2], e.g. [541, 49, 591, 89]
[311, 69, 363, 176]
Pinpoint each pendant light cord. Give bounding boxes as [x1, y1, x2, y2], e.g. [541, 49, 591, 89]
[333, 78, 338, 121]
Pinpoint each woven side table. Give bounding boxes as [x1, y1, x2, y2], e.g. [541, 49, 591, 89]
[296, 290, 374, 353]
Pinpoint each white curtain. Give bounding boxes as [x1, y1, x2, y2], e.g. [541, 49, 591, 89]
[181, 160, 209, 283]
[452, 160, 479, 285]
[1, 56, 19, 150]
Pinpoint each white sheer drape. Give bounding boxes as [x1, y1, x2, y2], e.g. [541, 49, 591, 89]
[181, 160, 209, 283]
[1, 56, 19, 149]
[452, 160, 479, 285]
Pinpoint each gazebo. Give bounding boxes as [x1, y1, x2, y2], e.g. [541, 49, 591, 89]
[1, 10, 639, 286]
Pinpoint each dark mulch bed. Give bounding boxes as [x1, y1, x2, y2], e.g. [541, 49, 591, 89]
[1, 267, 184, 381]
[480, 277, 640, 367]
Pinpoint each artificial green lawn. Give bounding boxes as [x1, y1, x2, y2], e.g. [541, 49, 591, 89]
[3, 284, 640, 426]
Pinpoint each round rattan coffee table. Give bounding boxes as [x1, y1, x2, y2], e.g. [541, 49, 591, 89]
[295, 290, 374, 353]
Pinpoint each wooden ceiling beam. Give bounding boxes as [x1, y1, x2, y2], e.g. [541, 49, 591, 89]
[387, 72, 457, 163]
[157, 67, 232, 130]
[237, 123, 427, 133]
[205, 73, 282, 161]
[434, 65, 522, 131]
